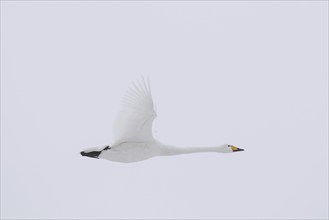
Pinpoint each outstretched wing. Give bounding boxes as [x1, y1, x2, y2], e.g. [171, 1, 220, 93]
[112, 77, 157, 144]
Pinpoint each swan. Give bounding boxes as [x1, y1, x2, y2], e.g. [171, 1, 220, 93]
[80, 77, 244, 163]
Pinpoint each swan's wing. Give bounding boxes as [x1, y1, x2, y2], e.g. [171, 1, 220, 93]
[112, 77, 157, 144]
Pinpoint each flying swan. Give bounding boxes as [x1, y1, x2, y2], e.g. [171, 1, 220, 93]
[80, 77, 244, 163]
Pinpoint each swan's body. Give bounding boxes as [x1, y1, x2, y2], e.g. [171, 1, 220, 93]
[81, 77, 244, 163]
[99, 141, 160, 163]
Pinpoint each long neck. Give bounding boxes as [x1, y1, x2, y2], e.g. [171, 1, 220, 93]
[159, 144, 227, 156]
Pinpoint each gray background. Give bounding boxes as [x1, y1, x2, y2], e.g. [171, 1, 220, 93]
[1, 1, 328, 219]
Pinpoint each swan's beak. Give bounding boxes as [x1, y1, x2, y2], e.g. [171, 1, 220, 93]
[80, 150, 101, 159]
[230, 145, 244, 152]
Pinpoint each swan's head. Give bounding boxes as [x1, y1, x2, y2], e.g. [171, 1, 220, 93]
[220, 145, 244, 153]
[80, 145, 111, 159]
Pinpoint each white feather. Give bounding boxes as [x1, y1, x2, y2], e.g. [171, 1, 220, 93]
[112, 77, 156, 144]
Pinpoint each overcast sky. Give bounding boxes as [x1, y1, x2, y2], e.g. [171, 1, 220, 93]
[1, 1, 328, 219]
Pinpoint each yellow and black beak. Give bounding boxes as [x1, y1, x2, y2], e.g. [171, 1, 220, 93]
[229, 145, 244, 152]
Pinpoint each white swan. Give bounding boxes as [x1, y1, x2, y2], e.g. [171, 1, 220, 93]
[80, 77, 244, 163]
